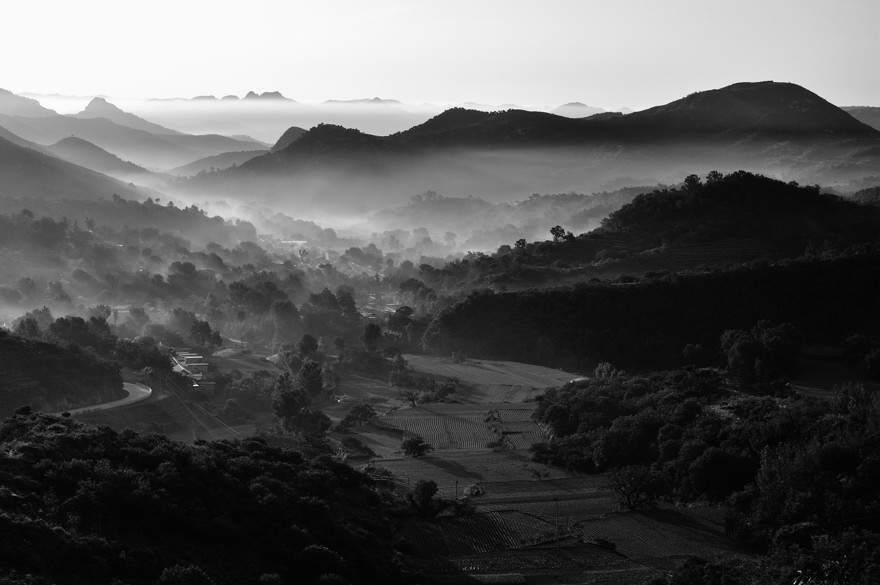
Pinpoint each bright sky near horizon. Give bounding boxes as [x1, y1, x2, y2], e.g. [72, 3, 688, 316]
[2, 0, 878, 109]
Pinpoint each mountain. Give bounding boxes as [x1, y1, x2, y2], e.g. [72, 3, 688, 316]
[183, 82, 880, 212]
[0, 133, 147, 200]
[166, 149, 268, 177]
[843, 106, 880, 132]
[271, 125, 308, 151]
[0, 88, 57, 117]
[607, 81, 879, 141]
[46, 136, 153, 179]
[243, 90, 293, 101]
[0, 112, 267, 170]
[74, 97, 184, 135]
[552, 102, 605, 118]
[325, 97, 402, 105]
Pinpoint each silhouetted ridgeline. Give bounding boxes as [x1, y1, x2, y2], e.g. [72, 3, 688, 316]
[182, 82, 880, 212]
[415, 171, 880, 289]
[423, 249, 880, 371]
[0, 412, 419, 585]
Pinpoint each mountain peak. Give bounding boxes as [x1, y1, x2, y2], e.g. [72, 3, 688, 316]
[272, 126, 308, 151]
[244, 91, 292, 101]
[75, 97, 182, 136]
[82, 96, 123, 114]
[634, 81, 878, 138]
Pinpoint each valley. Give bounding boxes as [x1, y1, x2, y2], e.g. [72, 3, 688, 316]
[0, 78, 879, 585]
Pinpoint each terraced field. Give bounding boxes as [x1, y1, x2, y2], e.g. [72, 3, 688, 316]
[402, 511, 558, 557]
[375, 402, 545, 452]
[570, 507, 745, 570]
[376, 450, 568, 489]
[340, 356, 746, 582]
[404, 355, 579, 389]
[380, 412, 495, 450]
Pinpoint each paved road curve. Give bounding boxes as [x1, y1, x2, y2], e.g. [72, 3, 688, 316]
[55, 382, 153, 415]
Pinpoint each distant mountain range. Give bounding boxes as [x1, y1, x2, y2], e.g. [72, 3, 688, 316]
[1, 82, 879, 216]
[551, 102, 606, 118]
[190, 91, 294, 102]
[183, 81, 880, 212]
[0, 92, 267, 169]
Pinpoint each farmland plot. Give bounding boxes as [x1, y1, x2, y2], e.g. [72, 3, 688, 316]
[476, 476, 617, 522]
[402, 511, 558, 557]
[376, 403, 546, 451]
[571, 507, 748, 568]
[377, 450, 569, 486]
[380, 414, 495, 450]
[404, 355, 580, 389]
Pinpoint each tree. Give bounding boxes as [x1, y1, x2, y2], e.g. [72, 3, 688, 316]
[296, 359, 324, 398]
[550, 225, 566, 242]
[298, 333, 319, 357]
[706, 170, 724, 184]
[608, 465, 665, 510]
[401, 436, 433, 458]
[341, 403, 377, 428]
[398, 388, 419, 407]
[683, 174, 702, 191]
[126, 306, 150, 333]
[157, 564, 215, 585]
[190, 320, 221, 347]
[362, 323, 382, 352]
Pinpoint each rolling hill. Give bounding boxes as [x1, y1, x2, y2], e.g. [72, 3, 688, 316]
[166, 149, 268, 177]
[46, 136, 153, 179]
[0, 102, 268, 170]
[0, 132, 147, 200]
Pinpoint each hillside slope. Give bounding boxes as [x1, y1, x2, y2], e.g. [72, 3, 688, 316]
[0, 133, 148, 200]
[46, 136, 152, 179]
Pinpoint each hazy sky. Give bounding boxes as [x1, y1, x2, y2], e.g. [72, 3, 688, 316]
[3, 0, 878, 109]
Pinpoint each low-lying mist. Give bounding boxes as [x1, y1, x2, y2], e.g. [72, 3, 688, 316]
[167, 138, 878, 250]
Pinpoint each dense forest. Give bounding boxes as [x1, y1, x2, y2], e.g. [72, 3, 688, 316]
[531, 362, 880, 583]
[423, 246, 880, 371]
[0, 411, 421, 585]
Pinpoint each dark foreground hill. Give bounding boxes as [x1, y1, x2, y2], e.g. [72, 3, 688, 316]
[423, 247, 880, 372]
[421, 174, 880, 370]
[417, 171, 880, 290]
[0, 330, 123, 417]
[0, 411, 418, 585]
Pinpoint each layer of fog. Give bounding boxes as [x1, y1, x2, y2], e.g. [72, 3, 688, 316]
[24, 93, 622, 145]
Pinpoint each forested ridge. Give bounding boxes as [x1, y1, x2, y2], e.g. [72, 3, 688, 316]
[423, 246, 880, 371]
